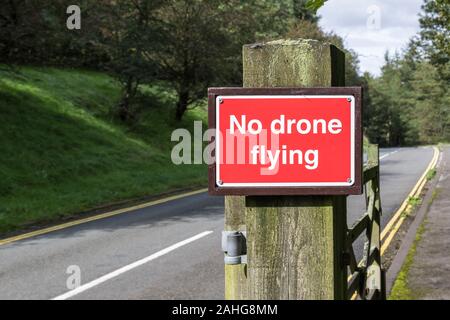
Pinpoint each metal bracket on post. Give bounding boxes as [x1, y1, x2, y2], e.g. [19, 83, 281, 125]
[222, 231, 247, 265]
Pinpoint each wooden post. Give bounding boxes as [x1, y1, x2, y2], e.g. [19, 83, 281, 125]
[225, 39, 348, 300]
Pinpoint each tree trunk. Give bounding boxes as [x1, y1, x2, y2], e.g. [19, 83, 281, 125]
[118, 77, 138, 122]
[175, 90, 189, 121]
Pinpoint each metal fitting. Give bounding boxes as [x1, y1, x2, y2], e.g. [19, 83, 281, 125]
[222, 231, 247, 265]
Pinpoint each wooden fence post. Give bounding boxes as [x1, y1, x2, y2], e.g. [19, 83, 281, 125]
[364, 144, 383, 299]
[225, 39, 348, 300]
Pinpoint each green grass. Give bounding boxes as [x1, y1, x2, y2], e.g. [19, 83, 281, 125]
[430, 188, 441, 205]
[0, 66, 207, 234]
[426, 168, 437, 181]
[389, 222, 426, 300]
[407, 196, 422, 208]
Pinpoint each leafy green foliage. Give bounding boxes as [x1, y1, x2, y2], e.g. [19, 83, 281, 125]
[152, 0, 247, 120]
[0, 1, 107, 67]
[73, 1, 167, 122]
[152, 0, 300, 120]
[426, 168, 437, 181]
[418, 0, 450, 66]
[294, 0, 319, 22]
[305, 0, 327, 13]
[365, 49, 450, 146]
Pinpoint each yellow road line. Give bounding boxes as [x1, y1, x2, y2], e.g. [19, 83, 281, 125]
[381, 146, 439, 241]
[0, 188, 208, 246]
[380, 146, 439, 254]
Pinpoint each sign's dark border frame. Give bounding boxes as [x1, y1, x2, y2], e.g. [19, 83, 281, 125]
[208, 87, 363, 196]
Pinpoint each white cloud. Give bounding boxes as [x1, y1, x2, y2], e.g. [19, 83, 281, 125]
[318, 0, 423, 76]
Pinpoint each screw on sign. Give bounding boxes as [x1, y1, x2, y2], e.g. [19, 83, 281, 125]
[208, 87, 362, 196]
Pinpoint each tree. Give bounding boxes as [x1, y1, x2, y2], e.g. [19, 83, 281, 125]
[367, 43, 449, 146]
[400, 1, 449, 143]
[94, 0, 164, 122]
[153, 0, 294, 120]
[0, 0, 110, 67]
[363, 0, 449, 146]
[410, 62, 449, 143]
[418, 0, 449, 66]
[0, 0, 53, 64]
[151, 0, 233, 120]
[365, 53, 420, 146]
[364, 74, 391, 146]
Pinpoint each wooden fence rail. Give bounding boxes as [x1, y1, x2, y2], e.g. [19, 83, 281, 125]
[346, 144, 386, 300]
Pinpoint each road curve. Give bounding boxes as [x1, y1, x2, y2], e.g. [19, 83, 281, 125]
[0, 147, 434, 299]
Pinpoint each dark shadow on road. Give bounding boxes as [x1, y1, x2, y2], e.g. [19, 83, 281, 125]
[2, 193, 224, 248]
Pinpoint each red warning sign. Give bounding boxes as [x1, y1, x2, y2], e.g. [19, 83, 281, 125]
[208, 88, 362, 195]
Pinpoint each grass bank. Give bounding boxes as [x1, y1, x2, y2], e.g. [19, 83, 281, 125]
[0, 66, 207, 234]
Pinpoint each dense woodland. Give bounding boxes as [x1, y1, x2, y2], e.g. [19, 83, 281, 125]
[0, 0, 448, 146]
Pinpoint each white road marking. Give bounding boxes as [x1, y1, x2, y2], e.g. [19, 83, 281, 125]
[380, 150, 399, 160]
[52, 231, 214, 300]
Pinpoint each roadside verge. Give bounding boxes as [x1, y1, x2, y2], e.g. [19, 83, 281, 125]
[384, 146, 441, 296]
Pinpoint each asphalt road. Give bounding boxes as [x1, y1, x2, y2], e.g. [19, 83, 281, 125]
[0, 147, 434, 300]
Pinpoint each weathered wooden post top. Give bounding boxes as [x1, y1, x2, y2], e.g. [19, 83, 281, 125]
[209, 39, 363, 300]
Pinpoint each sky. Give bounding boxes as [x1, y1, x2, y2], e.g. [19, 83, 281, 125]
[318, 0, 424, 76]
